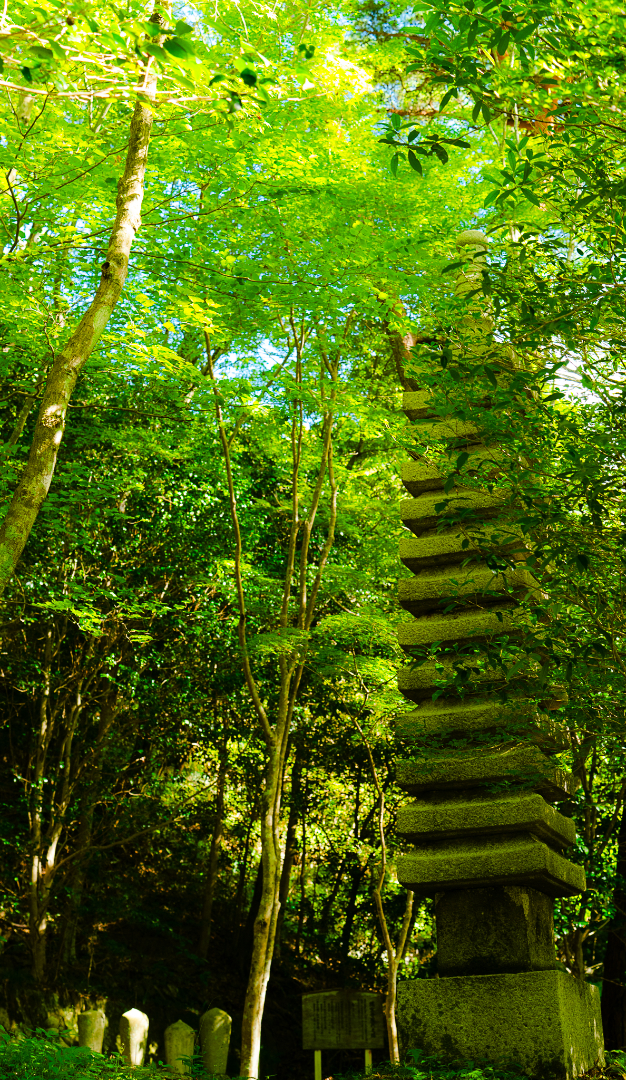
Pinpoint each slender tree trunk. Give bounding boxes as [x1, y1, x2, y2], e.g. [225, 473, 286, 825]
[28, 644, 116, 983]
[56, 810, 93, 974]
[339, 861, 366, 970]
[28, 625, 54, 983]
[379, 889, 414, 1062]
[274, 759, 301, 958]
[602, 796, 626, 1048]
[355, 716, 415, 1063]
[318, 855, 346, 948]
[29, 697, 83, 982]
[0, 5, 168, 596]
[240, 748, 284, 1078]
[206, 324, 339, 1078]
[234, 817, 255, 943]
[295, 771, 308, 956]
[198, 741, 228, 958]
[55, 691, 117, 975]
[239, 860, 264, 974]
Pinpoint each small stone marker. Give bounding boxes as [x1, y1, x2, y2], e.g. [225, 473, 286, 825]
[78, 1009, 106, 1053]
[200, 1007, 232, 1076]
[119, 1008, 149, 1067]
[302, 990, 384, 1079]
[165, 1020, 195, 1075]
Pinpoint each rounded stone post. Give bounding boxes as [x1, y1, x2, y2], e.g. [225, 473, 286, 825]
[77, 1009, 106, 1053]
[164, 1019, 195, 1075]
[199, 1008, 231, 1076]
[119, 1008, 149, 1067]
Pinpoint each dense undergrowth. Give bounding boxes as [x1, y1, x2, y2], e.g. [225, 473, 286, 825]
[3, 1036, 625, 1080]
[345, 1052, 626, 1080]
[0, 1030, 202, 1079]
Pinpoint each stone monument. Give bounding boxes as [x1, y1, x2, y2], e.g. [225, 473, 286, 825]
[394, 230, 604, 1079]
[119, 1008, 149, 1067]
[165, 1019, 195, 1075]
[200, 1007, 231, 1076]
[77, 1008, 106, 1053]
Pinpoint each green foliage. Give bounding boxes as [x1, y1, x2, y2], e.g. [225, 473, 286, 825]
[339, 1054, 526, 1080]
[344, 1051, 626, 1080]
[2, 0, 626, 1063]
[0, 1029, 241, 1079]
[371, 0, 626, 984]
[0, 1031, 149, 1079]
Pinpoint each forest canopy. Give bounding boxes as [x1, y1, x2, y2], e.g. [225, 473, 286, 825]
[1, 0, 626, 1076]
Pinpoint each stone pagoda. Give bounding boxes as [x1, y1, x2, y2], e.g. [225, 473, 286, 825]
[395, 230, 603, 1079]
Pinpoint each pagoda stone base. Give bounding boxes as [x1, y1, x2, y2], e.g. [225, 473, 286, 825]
[397, 970, 603, 1080]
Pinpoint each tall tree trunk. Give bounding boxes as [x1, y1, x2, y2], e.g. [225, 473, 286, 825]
[0, 4, 168, 596]
[55, 810, 93, 975]
[317, 855, 347, 947]
[198, 740, 228, 958]
[233, 816, 255, 943]
[295, 772, 308, 956]
[340, 861, 366, 970]
[274, 759, 301, 958]
[379, 889, 414, 1063]
[240, 748, 284, 1078]
[238, 860, 264, 974]
[207, 324, 339, 1079]
[602, 796, 626, 1048]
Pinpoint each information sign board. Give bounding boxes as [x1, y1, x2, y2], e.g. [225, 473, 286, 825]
[302, 990, 385, 1051]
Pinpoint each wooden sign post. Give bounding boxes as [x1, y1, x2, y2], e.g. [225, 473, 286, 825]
[302, 991, 385, 1079]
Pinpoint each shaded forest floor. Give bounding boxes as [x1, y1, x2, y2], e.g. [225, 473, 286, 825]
[1, 899, 618, 1080]
[0, 902, 384, 1080]
[0, 1044, 623, 1080]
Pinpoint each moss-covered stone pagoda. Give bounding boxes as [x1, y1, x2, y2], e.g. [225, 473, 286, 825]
[395, 230, 604, 1080]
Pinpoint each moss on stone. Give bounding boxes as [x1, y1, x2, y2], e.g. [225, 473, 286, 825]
[399, 532, 484, 571]
[397, 833, 586, 897]
[396, 744, 573, 798]
[398, 564, 538, 617]
[396, 700, 569, 750]
[435, 885, 561, 976]
[397, 970, 603, 1079]
[398, 607, 519, 649]
[402, 390, 437, 420]
[396, 790, 576, 847]
[419, 417, 483, 442]
[400, 491, 504, 534]
[397, 658, 534, 702]
[400, 460, 445, 494]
